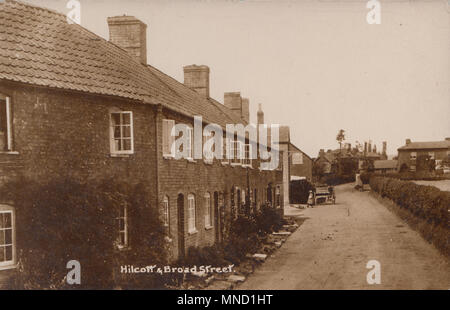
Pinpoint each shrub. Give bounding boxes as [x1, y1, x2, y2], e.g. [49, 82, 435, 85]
[370, 176, 450, 256]
[0, 178, 169, 289]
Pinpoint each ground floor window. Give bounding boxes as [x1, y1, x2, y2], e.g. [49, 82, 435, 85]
[0, 206, 15, 268]
[204, 192, 212, 228]
[188, 194, 196, 233]
[116, 204, 128, 249]
[162, 196, 170, 228]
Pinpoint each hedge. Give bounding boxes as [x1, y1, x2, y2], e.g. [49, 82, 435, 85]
[370, 176, 450, 256]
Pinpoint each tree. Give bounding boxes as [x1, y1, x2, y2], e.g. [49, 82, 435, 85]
[336, 129, 346, 153]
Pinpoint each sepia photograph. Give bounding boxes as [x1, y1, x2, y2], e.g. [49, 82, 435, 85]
[0, 0, 449, 296]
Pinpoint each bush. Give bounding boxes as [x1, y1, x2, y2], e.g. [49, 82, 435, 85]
[289, 179, 314, 204]
[0, 178, 169, 289]
[370, 176, 450, 256]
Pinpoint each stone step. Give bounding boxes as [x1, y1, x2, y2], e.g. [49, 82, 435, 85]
[272, 231, 291, 236]
[228, 275, 246, 283]
[252, 253, 268, 262]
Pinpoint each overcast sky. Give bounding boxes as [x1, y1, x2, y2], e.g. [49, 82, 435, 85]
[26, 0, 450, 157]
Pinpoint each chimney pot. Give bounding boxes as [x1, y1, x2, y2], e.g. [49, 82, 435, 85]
[406, 139, 411, 145]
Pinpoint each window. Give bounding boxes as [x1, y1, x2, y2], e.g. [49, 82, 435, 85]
[162, 196, 170, 228]
[116, 204, 128, 249]
[428, 152, 435, 160]
[186, 127, 193, 159]
[204, 192, 212, 228]
[410, 152, 417, 160]
[222, 136, 230, 163]
[162, 119, 175, 157]
[203, 134, 213, 164]
[243, 144, 252, 166]
[110, 111, 134, 154]
[187, 194, 196, 233]
[231, 140, 242, 165]
[0, 206, 15, 268]
[0, 95, 13, 152]
[275, 186, 281, 208]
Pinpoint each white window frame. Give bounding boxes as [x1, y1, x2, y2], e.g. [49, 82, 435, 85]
[0, 95, 13, 152]
[428, 152, 435, 160]
[0, 206, 16, 269]
[116, 204, 128, 249]
[110, 110, 134, 155]
[204, 192, 212, 229]
[187, 194, 197, 234]
[162, 119, 175, 158]
[410, 152, 417, 160]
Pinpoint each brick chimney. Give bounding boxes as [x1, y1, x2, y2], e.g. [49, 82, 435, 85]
[382, 141, 387, 155]
[364, 142, 368, 154]
[224, 92, 242, 119]
[107, 16, 147, 65]
[257, 104, 264, 125]
[183, 65, 210, 98]
[319, 149, 325, 157]
[241, 98, 250, 123]
[445, 137, 450, 141]
[406, 139, 411, 145]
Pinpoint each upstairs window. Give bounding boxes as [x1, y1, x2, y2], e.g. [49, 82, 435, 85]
[428, 152, 435, 160]
[110, 111, 134, 155]
[0, 206, 15, 268]
[243, 144, 252, 166]
[222, 136, 230, 163]
[186, 127, 194, 159]
[162, 119, 175, 157]
[231, 140, 243, 165]
[0, 95, 13, 152]
[410, 152, 417, 161]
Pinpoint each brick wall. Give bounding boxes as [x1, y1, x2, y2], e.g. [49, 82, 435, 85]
[157, 108, 283, 259]
[0, 80, 283, 276]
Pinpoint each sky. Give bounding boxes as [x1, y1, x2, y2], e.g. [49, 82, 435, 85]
[25, 0, 450, 157]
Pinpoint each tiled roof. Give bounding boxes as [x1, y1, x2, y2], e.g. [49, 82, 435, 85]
[398, 140, 450, 151]
[0, 0, 243, 128]
[374, 160, 398, 170]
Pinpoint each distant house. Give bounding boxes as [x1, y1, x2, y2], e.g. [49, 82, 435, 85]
[373, 160, 398, 174]
[397, 138, 450, 172]
[314, 149, 336, 175]
[278, 126, 313, 205]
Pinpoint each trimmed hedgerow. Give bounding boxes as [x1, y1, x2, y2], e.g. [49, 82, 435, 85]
[370, 176, 450, 256]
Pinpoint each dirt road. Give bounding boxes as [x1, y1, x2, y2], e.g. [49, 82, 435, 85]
[238, 184, 450, 290]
